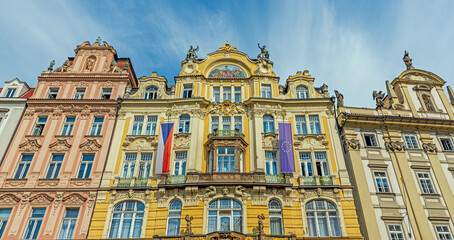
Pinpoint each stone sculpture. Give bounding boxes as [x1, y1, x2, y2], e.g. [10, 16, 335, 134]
[334, 90, 344, 108]
[373, 91, 385, 108]
[403, 50, 415, 70]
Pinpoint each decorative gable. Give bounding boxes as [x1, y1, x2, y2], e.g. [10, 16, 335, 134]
[49, 139, 72, 152]
[19, 139, 42, 152]
[63, 193, 87, 205]
[29, 193, 54, 205]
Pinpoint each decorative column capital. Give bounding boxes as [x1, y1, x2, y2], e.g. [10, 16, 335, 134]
[343, 137, 360, 150]
[385, 141, 405, 152]
[422, 143, 437, 153]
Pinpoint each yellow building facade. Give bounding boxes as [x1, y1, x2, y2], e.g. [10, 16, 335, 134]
[338, 53, 454, 239]
[88, 43, 362, 239]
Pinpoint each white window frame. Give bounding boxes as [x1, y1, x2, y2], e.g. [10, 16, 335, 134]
[364, 133, 379, 147]
[5, 88, 16, 98]
[61, 117, 75, 136]
[296, 86, 309, 99]
[166, 200, 182, 236]
[77, 154, 94, 179]
[182, 84, 192, 98]
[234, 87, 242, 102]
[223, 87, 232, 102]
[440, 137, 454, 151]
[373, 171, 391, 193]
[404, 135, 420, 149]
[263, 115, 275, 133]
[101, 88, 112, 99]
[14, 154, 33, 179]
[295, 116, 307, 135]
[217, 147, 235, 172]
[265, 151, 278, 175]
[435, 225, 453, 240]
[268, 199, 283, 235]
[108, 201, 144, 239]
[73, 88, 85, 99]
[145, 116, 158, 135]
[178, 115, 190, 134]
[299, 153, 313, 177]
[387, 224, 405, 240]
[23, 208, 46, 240]
[47, 88, 59, 99]
[58, 208, 79, 239]
[45, 154, 64, 179]
[261, 84, 272, 98]
[122, 153, 137, 178]
[90, 117, 103, 136]
[138, 153, 153, 179]
[174, 152, 187, 175]
[0, 208, 11, 238]
[309, 115, 321, 134]
[417, 172, 436, 194]
[207, 199, 243, 233]
[145, 86, 158, 99]
[32, 117, 47, 136]
[213, 87, 220, 102]
[306, 200, 341, 237]
[131, 116, 144, 135]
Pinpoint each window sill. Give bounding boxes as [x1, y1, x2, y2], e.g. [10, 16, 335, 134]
[376, 192, 395, 196]
[25, 135, 44, 138]
[176, 132, 189, 137]
[84, 135, 103, 138]
[55, 135, 73, 138]
[364, 146, 381, 149]
[263, 132, 277, 137]
[4, 178, 27, 187]
[421, 193, 440, 197]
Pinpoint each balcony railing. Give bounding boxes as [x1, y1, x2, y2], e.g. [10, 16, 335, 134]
[118, 177, 132, 187]
[134, 177, 148, 187]
[320, 176, 333, 185]
[166, 175, 186, 184]
[300, 176, 316, 185]
[265, 174, 285, 183]
[208, 129, 244, 139]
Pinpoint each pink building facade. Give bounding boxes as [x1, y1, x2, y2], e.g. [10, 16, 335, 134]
[0, 40, 137, 239]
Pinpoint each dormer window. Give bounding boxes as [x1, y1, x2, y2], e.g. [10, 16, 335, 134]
[296, 86, 309, 99]
[183, 85, 192, 98]
[47, 89, 59, 99]
[145, 87, 158, 99]
[5, 88, 16, 98]
[261, 85, 271, 98]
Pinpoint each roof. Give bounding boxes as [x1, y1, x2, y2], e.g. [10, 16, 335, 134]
[19, 88, 35, 98]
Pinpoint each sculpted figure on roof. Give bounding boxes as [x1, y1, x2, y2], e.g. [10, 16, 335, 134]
[403, 50, 415, 70]
[185, 44, 199, 60]
[257, 43, 270, 60]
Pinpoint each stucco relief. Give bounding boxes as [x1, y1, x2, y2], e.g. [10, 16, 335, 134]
[19, 139, 42, 152]
[262, 133, 279, 149]
[79, 139, 102, 151]
[123, 135, 158, 149]
[0, 194, 20, 206]
[37, 179, 59, 187]
[343, 137, 360, 150]
[63, 193, 87, 205]
[207, 101, 246, 115]
[70, 178, 92, 187]
[294, 134, 328, 149]
[422, 143, 437, 153]
[4, 179, 27, 187]
[174, 133, 191, 150]
[29, 193, 54, 206]
[299, 188, 341, 202]
[385, 141, 405, 152]
[49, 139, 72, 152]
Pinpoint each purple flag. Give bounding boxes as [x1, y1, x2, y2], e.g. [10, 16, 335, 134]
[279, 123, 295, 172]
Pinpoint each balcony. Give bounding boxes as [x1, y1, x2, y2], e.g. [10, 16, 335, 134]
[320, 176, 334, 185]
[134, 177, 148, 187]
[265, 174, 285, 183]
[118, 177, 132, 187]
[208, 129, 244, 139]
[166, 175, 186, 184]
[298, 175, 335, 186]
[300, 176, 316, 185]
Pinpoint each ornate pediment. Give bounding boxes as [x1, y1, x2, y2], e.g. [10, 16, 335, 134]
[79, 139, 102, 151]
[398, 70, 445, 85]
[29, 193, 54, 205]
[63, 193, 87, 205]
[19, 139, 42, 152]
[49, 139, 72, 152]
[0, 194, 21, 206]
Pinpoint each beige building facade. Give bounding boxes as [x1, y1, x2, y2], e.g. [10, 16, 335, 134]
[338, 53, 454, 240]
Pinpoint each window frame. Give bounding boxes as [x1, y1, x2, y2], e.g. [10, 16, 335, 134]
[234, 87, 242, 102]
[145, 116, 158, 135]
[387, 224, 405, 240]
[131, 116, 144, 135]
[263, 115, 275, 134]
[416, 171, 436, 194]
[268, 199, 283, 235]
[166, 200, 182, 236]
[207, 199, 243, 233]
[174, 152, 187, 175]
[73, 88, 85, 99]
[57, 208, 79, 239]
[23, 208, 46, 240]
[299, 153, 313, 177]
[14, 154, 34, 179]
[77, 154, 94, 179]
[308, 115, 321, 134]
[440, 137, 454, 151]
[261, 84, 272, 98]
[182, 84, 193, 98]
[90, 117, 104, 136]
[138, 153, 153, 179]
[101, 88, 112, 99]
[404, 135, 420, 149]
[296, 85, 309, 99]
[145, 86, 158, 100]
[178, 115, 190, 134]
[61, 117, 75, 136]
[435, 225, 453, 240]
[295, 116, 308, 135]
[373, 170, 392, 193]
[265, 151, 278, 175]
[45, 154, 64, 179]
[32, 116, 47, 136]
[5, 88, 16, 98]
[0, 208, 11, 238]
[305, 200, 341, 237]
[363, 133, 379, 147]
[47, 88, 59, 99]
[217, 147, 236, 172]
[122, 153, 137, 178]
[108, 201, 144, 239]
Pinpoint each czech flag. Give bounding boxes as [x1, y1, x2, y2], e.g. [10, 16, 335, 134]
[155, 123, 174, 174]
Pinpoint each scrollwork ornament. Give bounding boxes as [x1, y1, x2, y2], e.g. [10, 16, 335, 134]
[422, 143, 437, 153]
[343, 137, 360, 150]
[385, 141, 405, 152]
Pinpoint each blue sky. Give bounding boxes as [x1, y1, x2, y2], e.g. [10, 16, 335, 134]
[1, 0, 453, 107]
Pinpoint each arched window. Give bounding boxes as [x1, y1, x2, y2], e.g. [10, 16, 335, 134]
[306, 200, 341, 237]
[263, 115, 274, 133]
[208, 199, 242, 233]
[145, 87, 158, 99]
[269, 199, 283, 235]
[166, 200, 182, 236]
[109, 201, 144, 239]
[296, 86, 309, 99]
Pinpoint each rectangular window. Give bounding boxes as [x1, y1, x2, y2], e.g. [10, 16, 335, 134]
[309, 116, 321, 134]
[265, 152, 278, 175]
[263, 116, 274, 133]
[295, 116, 307, 134]
[183, 85, 192, 98]
[211, 117, 219, 133]
[223, 87, 231, 102]
[299, 153, 313, 176]
[58, 209, 78, 239]
[14, 154, 33, 179]
[404, 135, 419, 149]
[138, 153, 153, 178]
[32, 117, 47, 136]
[101, 89, 112, 99]
[0, 209, 11, 238]
[145, 116, 157, 135]
[261, 85, 271, 98]
[440, 138, 454, 151]
[436, 225, 453, 240]
[131, 116, 144, 135]
[364, 133, 378, 147]
[73, 89, 85, 99]
[234, 117, 242, 133]
[388, 224, 405, 240]
[90, 117, 103, 136]
[417, 172, 436, 194]
[234, 87, 241, 102]
[174, 152, 187, 175]
[122, 154, 137, 178]
[222, 116, 231, 130]
[5, 88, 16, 98]
[47, 88, 59, 99]
[315, 152, 329, 176]
[77, 154, 94, 179]
[213, 87, 220, 102]
[217, 147, 235, 172]
[178, 116, 190, 134]
[374, 171, 391, 193]
[45, 154, 64, 179]
[23, 208, 46, 240]
[61, 117, 75, 136]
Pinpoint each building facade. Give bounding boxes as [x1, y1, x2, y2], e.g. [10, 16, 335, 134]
[338, 53, 454, 240]
[88, 43, 362, 239]
[0, 78, 33, 163]
[0, 40, 137, 239]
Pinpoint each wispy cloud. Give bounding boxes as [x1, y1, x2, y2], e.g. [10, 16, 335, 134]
[1, 0, 453, 108]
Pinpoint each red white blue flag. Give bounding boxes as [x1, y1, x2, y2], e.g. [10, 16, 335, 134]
[155, 123, 174, 174]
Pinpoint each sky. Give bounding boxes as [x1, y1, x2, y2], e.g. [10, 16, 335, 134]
[1, 0, 454, 107]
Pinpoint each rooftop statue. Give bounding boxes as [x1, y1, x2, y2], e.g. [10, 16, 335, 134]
[373, 90, 385, 108]
[96, 36, 102, 45]
[403, 50, 415, 70]
[334, 90, 344, 108]
[48, 60, 55, 71]
[54, 60, 71, 72]
[185, 43, 199, 61]
[257, 43, 270, 60]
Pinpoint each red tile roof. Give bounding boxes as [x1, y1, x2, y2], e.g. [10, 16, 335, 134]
[19, 88, 35, 98]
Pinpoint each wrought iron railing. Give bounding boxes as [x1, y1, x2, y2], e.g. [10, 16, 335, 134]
[320, 176, 333, 185]
[301, 176, 316, 185]
[166, 174, 186, 184]
[118, 177, 131, 187]
[134, 177, 148, 187]
[209, 129, 244, 139]
[265, 174, 285, 183]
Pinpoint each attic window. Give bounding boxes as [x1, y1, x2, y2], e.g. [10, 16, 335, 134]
[145, 87, 158, 99]
[101, 89, 112, 99]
